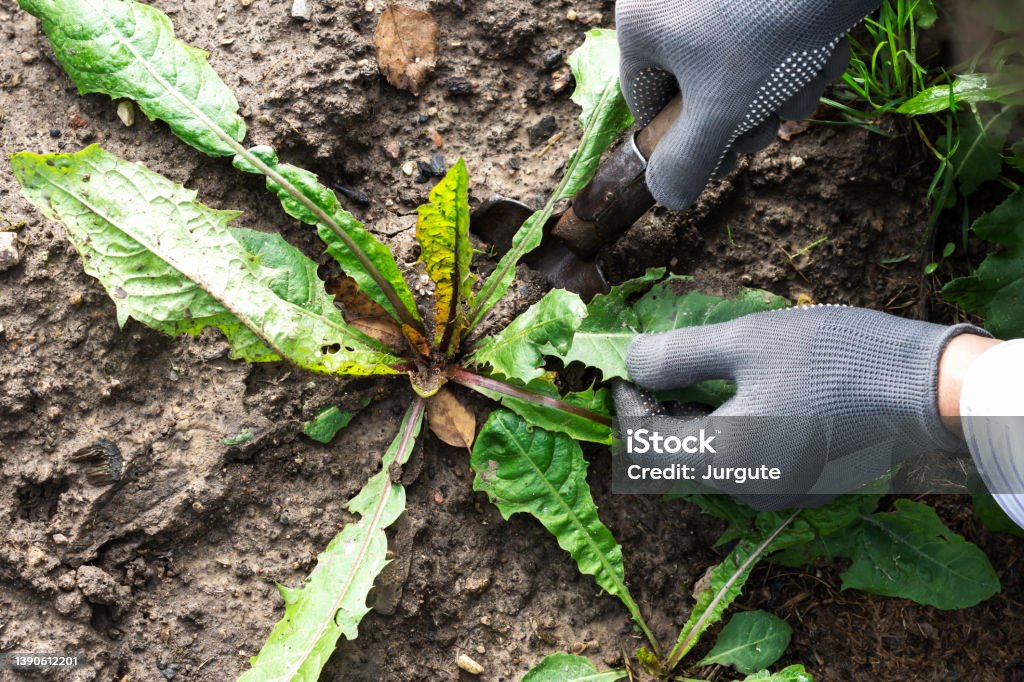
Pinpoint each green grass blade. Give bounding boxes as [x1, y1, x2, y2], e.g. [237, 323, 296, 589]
[239, 399, 425, 681]
[11, 146, 401, 375]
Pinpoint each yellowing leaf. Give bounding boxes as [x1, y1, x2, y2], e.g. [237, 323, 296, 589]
[426, 387, 476, 449]
[417, 159, 473, 352]
[373, 5, 439, 96]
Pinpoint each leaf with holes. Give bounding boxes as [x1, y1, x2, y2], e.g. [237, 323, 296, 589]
[11, 146, 400, 376]
[234, 147, 420, 327]
[239, 400, 424, 681]
[472, 289, 587, 384]
[21, 0, 423, 333]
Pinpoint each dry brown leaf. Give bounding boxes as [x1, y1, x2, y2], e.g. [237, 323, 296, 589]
[351, 318, 406, 350]
[373, 5, 439, 96]
[426, 387, 476, 449]
[330, 276, 406, 350]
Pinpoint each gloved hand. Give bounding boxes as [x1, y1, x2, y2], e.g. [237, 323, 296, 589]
[615, 0, 880, 210]
[613, 305, 990, 509]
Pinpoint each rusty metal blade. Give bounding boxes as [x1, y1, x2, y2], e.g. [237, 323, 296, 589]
[470, 195, 608, 301]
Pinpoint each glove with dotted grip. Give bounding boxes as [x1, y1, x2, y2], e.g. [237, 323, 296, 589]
[615, 0, 880, 210]
[614, 305, 989, 509]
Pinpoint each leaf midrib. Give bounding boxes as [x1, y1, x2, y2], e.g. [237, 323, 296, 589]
[38, 167, 386, 365]
[493, 418, 626, 598]
[79, 0, 422, 333]
[287, 400, 423, 678]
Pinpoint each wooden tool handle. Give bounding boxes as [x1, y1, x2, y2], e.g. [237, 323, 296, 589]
[551, 94, 682, 260]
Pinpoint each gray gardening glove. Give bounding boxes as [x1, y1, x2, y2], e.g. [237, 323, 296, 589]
[614, 305, 990, 509]
[615, 0, 880, 210]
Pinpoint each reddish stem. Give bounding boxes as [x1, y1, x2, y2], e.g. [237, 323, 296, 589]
[447, 366, 613, 427]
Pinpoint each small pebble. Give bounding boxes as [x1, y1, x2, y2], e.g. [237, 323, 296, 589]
[52, 533, 69, 545]
[383, 140, 402, 160]
[364, 1, 374, 10]
[789, 155, 806, 170]
[456, 654, 484, 675]
[290, 0, 311, 21]
[0, 232, 20, 272]
[20, 51, 37, 64]
[401, 161, 415, 176]
[565, 9, 577, 21]
[117, 101, 135, 127]
[239, 0, 253, 5]
[542, 48, 564, 71]
[415, 160, 435, 184]
[49, 128, 61, 138]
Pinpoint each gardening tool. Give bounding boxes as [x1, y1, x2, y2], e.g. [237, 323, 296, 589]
[471, 94, 683, 301]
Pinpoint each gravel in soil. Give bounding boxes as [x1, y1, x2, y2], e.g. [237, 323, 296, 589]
[1, 0, 1021, 680]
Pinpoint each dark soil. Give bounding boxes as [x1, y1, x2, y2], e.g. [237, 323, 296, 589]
[1, 1, 1021, 681]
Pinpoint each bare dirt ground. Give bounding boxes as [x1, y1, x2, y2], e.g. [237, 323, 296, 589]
[1, 0, 1022, 680]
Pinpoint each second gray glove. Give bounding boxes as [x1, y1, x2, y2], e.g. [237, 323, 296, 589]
[616, 0, 880, 210]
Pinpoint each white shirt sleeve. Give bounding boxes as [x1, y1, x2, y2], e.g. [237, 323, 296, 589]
[961, 339, 1024, 529]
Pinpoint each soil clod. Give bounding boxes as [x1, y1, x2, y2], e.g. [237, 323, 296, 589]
[528, 115, 558, 146]
[446, 76, 475, 98]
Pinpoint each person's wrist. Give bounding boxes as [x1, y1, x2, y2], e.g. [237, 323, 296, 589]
[938, 334, 1003, 435]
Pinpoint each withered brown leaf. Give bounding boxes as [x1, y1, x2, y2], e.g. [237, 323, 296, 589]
[426, 387, 476, 449]
[330, 276, 405, 350]
[373, 5, 439, 96]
